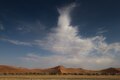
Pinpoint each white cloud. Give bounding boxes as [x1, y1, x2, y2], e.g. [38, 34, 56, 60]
[22, 52, 118, 69]
[22, 3, 120, 69]
[1, 38, 32, 46]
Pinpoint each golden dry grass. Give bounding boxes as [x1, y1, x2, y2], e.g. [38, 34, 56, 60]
[0, 75, 120, 79]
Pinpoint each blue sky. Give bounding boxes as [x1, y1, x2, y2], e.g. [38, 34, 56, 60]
[0, 0, 120, 69]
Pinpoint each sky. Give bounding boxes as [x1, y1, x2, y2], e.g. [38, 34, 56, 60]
[0, 0, 120, 70]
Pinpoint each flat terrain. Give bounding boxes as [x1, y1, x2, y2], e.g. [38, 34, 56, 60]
[0, 75, 120, 80]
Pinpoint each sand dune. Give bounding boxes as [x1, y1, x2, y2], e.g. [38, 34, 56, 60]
[0, 65, 120, 75]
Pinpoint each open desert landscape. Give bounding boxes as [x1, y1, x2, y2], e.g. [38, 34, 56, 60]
[0, 0, 120, 80]
[0, 65, 120, 80]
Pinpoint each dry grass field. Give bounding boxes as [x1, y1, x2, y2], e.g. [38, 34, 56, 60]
[0, 75, 120, 80]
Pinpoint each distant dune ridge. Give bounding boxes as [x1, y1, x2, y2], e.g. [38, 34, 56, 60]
[0, 65, 120, 75]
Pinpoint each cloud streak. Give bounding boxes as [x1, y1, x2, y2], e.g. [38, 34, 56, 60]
[1, 38, 32, 46]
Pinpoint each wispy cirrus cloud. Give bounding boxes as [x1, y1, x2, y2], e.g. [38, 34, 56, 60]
[96, 27, 108, 35]
[21, 3, 120, 69]
[0, 38, 32, 46]
[16, 20, 46, 34]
